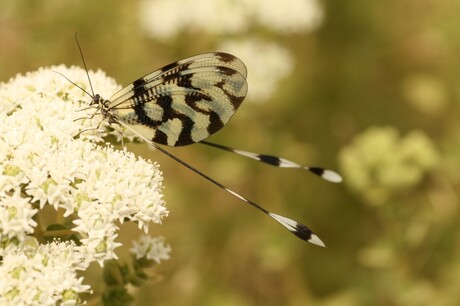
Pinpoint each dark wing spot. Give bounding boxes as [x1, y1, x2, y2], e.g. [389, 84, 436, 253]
[133, 95, 173, 128]
[309, 167, 325, 177]
[293, 223, 314, 242]
[217, 53, 237, 63]
[207, 111, 224, 135]
[258, 155, 281, 167]
[152, 129, 168, 145]
[175, 115, 194, 146]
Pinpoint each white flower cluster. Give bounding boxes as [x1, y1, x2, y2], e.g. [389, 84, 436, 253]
[138, 0, 322, 103]
[0, 66, 169, 302]
[138, 0, 323, 39]
[339, 126, 439, 205]
[130, 235, 171, 264]
[0, 240, 89, 306]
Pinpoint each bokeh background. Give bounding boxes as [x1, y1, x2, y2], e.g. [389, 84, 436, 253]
[1, 0, 459, 305]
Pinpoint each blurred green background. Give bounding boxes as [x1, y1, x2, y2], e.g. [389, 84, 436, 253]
[1, 0, 460, 305]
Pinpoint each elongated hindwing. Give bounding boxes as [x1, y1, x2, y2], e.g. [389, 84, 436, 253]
[69, 40, 341, 247]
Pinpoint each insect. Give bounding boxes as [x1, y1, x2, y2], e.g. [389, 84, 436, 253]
[67, 38, 342, 247]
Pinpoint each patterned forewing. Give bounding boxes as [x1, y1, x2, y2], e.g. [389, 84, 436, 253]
[109, 53, 248, 146]
[110, 52, 247, 107]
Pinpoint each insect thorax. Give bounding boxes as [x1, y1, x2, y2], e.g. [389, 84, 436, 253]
[91, 94, 117, 124]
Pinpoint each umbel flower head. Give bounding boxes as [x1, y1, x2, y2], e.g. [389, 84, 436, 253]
[339, 126, 439, 205]
[137, 0, 323, 104]
[139, 0, 323, 40]
[0, 66, 170, 304]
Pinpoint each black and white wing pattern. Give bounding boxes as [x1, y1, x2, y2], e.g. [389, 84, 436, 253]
[100, 52, 247, 146]
[77, 50, 341, 247]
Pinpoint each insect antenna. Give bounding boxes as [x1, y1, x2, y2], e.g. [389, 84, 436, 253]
[53, 70, 93, 99]
[74, 33, 96, 98]
[52, 71, 103, 136]
[200, 141, 342, 183]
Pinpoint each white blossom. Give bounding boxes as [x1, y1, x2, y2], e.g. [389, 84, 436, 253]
[130, 235, 171, 264]
[0, 190, 38, 243]
[0, 66, 168, 268]
[247, 0, 323, 34]
[339, 126, 439, 205]
[138, 0, 323, 40]
[0, 240, 90, 306]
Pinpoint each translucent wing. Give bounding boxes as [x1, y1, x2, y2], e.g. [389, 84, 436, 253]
[108, 52, 248, 146]
[70, 40, 335, 246]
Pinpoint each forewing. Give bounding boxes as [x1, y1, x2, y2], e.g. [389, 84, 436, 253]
[109, 52, 248, 146]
